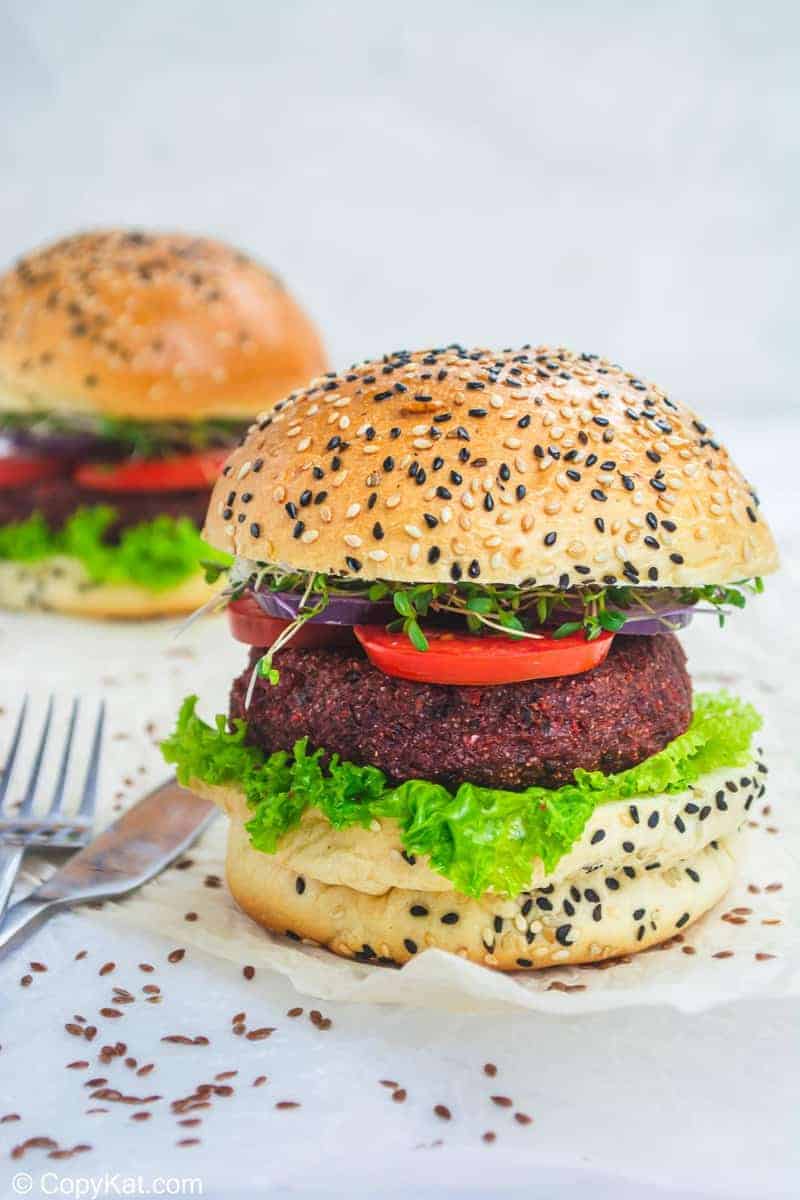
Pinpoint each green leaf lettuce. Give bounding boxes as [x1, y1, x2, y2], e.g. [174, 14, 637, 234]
[0, 507, 229, 592]
[162, 690, 761, 898]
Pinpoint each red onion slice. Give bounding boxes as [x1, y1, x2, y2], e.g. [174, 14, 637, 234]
[252, 588, 396, 625]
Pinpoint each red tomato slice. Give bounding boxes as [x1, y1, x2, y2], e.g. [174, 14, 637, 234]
[0, 453, 66, 489]
[227, 594, 355, 649]
[353, 625, 614, 685]
[75, 449, 229, 492]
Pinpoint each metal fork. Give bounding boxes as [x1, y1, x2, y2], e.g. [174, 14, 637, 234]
[0, 696, 105, 917]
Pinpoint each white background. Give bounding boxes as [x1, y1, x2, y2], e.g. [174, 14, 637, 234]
[0, 4, 798, 1198]
[0, 0, 797, 429]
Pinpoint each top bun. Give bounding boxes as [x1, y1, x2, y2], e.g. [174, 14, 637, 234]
[204, 345, 778, 589]
[0, 230, 327, 422]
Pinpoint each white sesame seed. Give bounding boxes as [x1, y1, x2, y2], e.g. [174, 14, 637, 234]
[344, 534, 363, 548]
[301, 529, 319, 544]
[404, 525, 422, 539]
[346, 503, 361, 519]
[296, 436, 311, 452]
[368, 549, 388, 562]
[503, 436, 522, 449]
[385, 494, 401, 509]
[440, 506, 453, 524]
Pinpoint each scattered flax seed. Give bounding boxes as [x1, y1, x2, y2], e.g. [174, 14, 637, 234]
[514, 1113, 533, 1125]
[167, 949, 186, 964]
[177, 1138, 200, 1147]
[65, 1023, 84, 1037]
[136, 1065, 155, 1077]
[86, 1078, 107, 1088]
[243, 965, 255, 980]
[379, 1080, 398, 1089]
[131, 1112, 151, 1121]
[20, 975, 33, 987]
[309, 1010, 322, 1025]
[287, 1007, 303, 1018]
[100, 1009, 123, 1019]
[713, 951, 734, 959]
[184, 912, 198, 922]
[30, 962, 47, 973]
[99, 962, 115, 976]
[681, 946, 697, 955]
[765, 882, 783, 893]
[142, 985, 160, 995]
[86, 1109, 108, 1115]
[66, 1061, 90, 1070]
[75, 951, 88, 961]
[755, 953, 776, 962]
[11, 1136, 59, 1159]
[275, 1101, 300, 1110]
[762, 919, 782, 926]
[434, 1105, 451, 1121]
[204, 875, 222, 889]
[215, 1071, 238, 1081]
[483, 1063, 497, 1077]
[0, 1114, 21, 1123]
[482, 1131, 497, 1144]
[491, 1096, 513, 1108]
[162, 1035, 209, 1046]
[392, 1089, 407, 1103]
[246, 1028, 274, 1041]
[253, 1076, 267, 1088]
[747, 884, 761, 894]
[138, 963, 154, 973]
[178, 1119, 202, 1127]
[84, 1027, 97, 1041]
[732, 907, 752, 915]
[232, 1024, 246, 1037]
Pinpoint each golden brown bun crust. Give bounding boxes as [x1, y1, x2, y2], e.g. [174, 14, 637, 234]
[0, 555, 219, 618]
[205, 346, 778, 587]
[0, 230, 327, 421]
[224, 819, 736, 969]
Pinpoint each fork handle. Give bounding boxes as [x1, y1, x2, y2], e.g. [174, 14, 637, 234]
[0, 846, 24, 920]
[0, 895, 56, 954]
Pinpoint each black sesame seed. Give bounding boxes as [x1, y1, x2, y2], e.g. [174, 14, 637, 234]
[372, 522, 384, 540]
[555, 925, 573, 946]
[436, 486, 452, 500]
[345, 556, 362, 572]
[483, 494, 494, 512]
[404, 938, 418, 955]
[605, 877, 620, 891]
[441, 912, 459, 925]
[629, 805, 640, 824]
[292, 521, 304, 538]
[544, 531, 557, 547]
[686, 869, 700, 883]
[584, 888, 600, 903]
[590, 829, 605, 845]
[536, 896, 553, 912]
[427, 546, 441, 564]
[249, 522, 261, 537]
[675, 912, 690, 929]
[468, 560, 480, 578]
[595, 517, 605, 533]
[591, 489, 607, 503]
[295, 876, 306, 895]
[674, 815, 686, 833]
[516, 484, 527, 500]
[450, 563, 462, 581]
[299, 489, 312, 507]
[383, 456, 395, 471]
[410, 905, 428, 917]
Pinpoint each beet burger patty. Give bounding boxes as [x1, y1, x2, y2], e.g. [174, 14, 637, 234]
[231, 634, 692, 791]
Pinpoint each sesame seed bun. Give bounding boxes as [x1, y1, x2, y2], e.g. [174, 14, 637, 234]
[204, 346, 778, 589]
[223, 819, 737, 970]
[0, 555, 219, 618]
[190, 752, 763, 968]
[0, 230, 327, 422]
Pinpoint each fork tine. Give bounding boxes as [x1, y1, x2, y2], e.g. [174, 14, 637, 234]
[76, 700, 105, 819]
[47, 697, 80, 816]
[18, 695, 54, 817]
[0, 696, 28, 812]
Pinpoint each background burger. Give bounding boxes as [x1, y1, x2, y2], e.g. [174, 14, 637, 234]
[0, 230, 326, 617]
[163, 345, 778, 970]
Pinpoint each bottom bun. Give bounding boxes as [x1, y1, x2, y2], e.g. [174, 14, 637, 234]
[224, 817, 737, 970]
[0, 555, 218, 618]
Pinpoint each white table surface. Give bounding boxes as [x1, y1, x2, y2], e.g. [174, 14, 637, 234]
[1, 427, 798, 1200]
